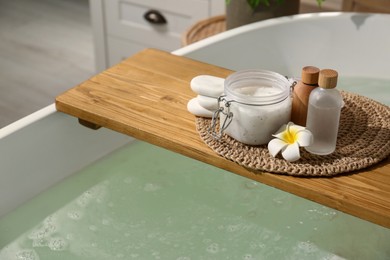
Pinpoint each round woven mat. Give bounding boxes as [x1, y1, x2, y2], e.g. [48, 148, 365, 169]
[196, 91, 390, 177]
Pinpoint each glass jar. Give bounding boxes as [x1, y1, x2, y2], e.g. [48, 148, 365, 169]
[211, 70, 292, 145]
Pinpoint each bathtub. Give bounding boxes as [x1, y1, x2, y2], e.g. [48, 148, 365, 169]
[1, 13, 389, 259]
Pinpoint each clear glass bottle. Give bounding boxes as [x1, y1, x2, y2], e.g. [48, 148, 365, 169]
[291, 66, 320, 126]
[305, 69, 344, 155]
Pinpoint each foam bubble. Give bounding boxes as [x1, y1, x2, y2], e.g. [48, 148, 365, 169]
[28, 216, 56, 240]
[306, 207, 338, 221]
[123, 177, 133, 184]
[272, 197, 284, 205]
[66, 233, 74, 240]
[77, 189, 95, 207]
[32, 238, 48, 248]
[244, 181, 259, 189]
[227, 224, 240, 232]
[102, 218, 112, 226]
[144, 183, 161, 192]
[29, 230, 46, 240]
[48, 237, 67, 251]
[151, 251, 161, 259]
[206, 243, 220, 254]
[89, 225, 98, 231]
[15, 249, 39, 260]
[77, 184, 107, 206]
[243, 254, 254, 260]
[296, 241, 318, 254]
[67, 210, 82, 220]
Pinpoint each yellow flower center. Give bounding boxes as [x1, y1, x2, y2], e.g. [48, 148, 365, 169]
[282, 128, 298, 144]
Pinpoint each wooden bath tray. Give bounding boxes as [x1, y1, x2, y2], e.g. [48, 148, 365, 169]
[56, 49, 390, 228]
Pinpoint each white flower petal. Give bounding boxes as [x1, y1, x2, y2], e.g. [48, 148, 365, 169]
[281, 143, 301, 162]
[277, 123, 289, 133]
[272, 132, 284, 140]
[289, 123, 306, 133]
[268, 138, 288, 157]
[296, 130, 313, 147]
[272, 129, 286, 140]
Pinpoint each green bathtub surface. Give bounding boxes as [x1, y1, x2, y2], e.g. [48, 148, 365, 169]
[0, 140, 389, 260]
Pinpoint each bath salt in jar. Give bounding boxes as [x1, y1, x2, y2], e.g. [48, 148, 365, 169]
[211, 70, 293, 145]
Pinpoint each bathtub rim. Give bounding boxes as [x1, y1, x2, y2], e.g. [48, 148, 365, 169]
[173, 11, 389, 57]
[0, 104, 56, 139]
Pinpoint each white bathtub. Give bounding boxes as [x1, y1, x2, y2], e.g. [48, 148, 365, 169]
[1, 13, 389, 259]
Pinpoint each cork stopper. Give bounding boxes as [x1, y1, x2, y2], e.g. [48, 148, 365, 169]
[318, 69, 338, 89]
[301, 66, 320, 85]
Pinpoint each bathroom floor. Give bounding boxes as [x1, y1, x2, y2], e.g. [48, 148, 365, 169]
[0, 0, 94, 128]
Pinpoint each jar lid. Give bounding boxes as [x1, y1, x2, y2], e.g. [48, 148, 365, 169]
[224, 70, 291, 105]
[319, 69, 338, 89]
[301, 66, 320, 85]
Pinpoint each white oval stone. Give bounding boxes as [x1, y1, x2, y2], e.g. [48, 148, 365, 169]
[190, 75, 224, 97]
[187, 98, 214, 118]
[197, 95, 219, 110]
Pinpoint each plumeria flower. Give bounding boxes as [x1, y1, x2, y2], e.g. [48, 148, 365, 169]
[268, 122, 313, 162]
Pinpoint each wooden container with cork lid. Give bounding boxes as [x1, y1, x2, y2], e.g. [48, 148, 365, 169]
[291, 66, 320, 126]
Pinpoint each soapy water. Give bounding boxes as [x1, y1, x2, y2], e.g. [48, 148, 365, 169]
[0, 141, 389, 260]
[143, 182, 162, 192]
[206, 242, 220, 254]
[176, 257, 191, 260]
[15, 249, 39, 260]
[47, 237, 67, 251]
[337, 77, 390, 105]
[67, 211, 83, 220]
[0, 247, 40, 260]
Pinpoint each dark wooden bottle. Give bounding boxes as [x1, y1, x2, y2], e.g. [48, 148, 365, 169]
[291, 66, 320, 126]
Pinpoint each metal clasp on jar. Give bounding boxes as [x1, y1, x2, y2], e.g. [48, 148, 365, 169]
[208, 96, 233, 140]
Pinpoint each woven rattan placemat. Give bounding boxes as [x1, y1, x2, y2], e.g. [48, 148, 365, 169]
[196, 91, 390, 177]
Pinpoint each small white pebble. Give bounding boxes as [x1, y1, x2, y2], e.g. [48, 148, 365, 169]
[187, 98, 214, 118]
[190, 75, 224, 97]
[197, 95, 219, 110]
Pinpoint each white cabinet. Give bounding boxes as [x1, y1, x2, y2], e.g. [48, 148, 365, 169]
[90, 0, 225, 72]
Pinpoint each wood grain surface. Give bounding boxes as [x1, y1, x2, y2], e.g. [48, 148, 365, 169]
[56, 48, 390, 228]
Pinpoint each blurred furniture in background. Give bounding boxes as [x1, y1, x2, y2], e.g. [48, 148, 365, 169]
[182, 0, 390, 47]
[182, 1, 340, 46]
[342, 0, 390, 12]
[90, 0, 224, 72]
[90, 0, 389, 71]
[181, 15, 226, 46]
